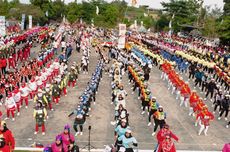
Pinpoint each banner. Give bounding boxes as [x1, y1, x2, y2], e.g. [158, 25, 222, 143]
[0, 16, 6, 36]
[21, 14, 26, 30]
[96, 6, 99, 15]
[29, 15, 32, 29]
[118, 24, 126, 49]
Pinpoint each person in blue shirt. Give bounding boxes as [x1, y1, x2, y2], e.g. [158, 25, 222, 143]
[118, 129, 138, 152]
[114, 119, 130, 151]
[68, 105, 86, 136]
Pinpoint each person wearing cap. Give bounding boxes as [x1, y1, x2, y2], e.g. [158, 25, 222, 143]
[152, 106, 166, 136]
[148, 97, 159, 126]
[114, 119, 130, 151]
[4, 92, 16, 121]
[61, 124, 75, 146]
[33, 101, 47, 135]
[0, 121, 15, 151]
[157, 134, 176, 152]
[51, 135, 68, 152]
[218, 94, 229, 121]
[117, 129, 138, 152]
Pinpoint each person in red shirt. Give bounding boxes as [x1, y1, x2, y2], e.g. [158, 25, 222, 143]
[0, 57, 7, 75]
[0, 138, 11, 152]
[195, 101, 206, 126]
[180, 82, 191, 107]
[198, 111, 214, 136]
[17, 49, 23, 61]
[189, 91, 199, 116]
[0, 121, 15, 150]
[157, 134, 176, 152]
[8, 55, 15, 69]
[157, 124, 179, 144]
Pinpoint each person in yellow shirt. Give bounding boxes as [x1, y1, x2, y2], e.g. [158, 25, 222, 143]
[33, 101, 47, 135]
[34, 89, 48, 107]
[60, 74, 68, 96]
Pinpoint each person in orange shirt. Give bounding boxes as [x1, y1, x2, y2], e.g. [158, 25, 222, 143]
[195, 104, 209, 126]
[198, 110, 214, 136]
[189, 91, 199, 116]
[180, 82, 191, 107]
[175, 77, 184, 100]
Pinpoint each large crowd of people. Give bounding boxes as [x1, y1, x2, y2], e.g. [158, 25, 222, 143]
[128, 32, 229, 130]
[0, 20, 228, 152]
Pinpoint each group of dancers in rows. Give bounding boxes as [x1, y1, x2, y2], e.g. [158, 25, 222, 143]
[107, 48, 179, 152]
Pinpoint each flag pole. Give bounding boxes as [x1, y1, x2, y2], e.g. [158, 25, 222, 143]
[123, 0, 132, 23]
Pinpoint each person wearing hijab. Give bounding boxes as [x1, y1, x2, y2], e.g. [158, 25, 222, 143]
[61, 124, 75, 146]
[51, 135, 67, 152]
[117, 129, 138, 152]
[114, 119, 130, 151]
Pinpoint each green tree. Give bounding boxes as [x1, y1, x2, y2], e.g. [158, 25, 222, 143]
[155, 14, 169, 32]
[0, 0, 9, 17]
[161, 0, 200, 31]
[219, 0, 230, 45]
[66, 2, 82, 24]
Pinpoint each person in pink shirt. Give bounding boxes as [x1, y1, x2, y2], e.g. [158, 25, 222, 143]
[60, 124, 75, 146]
[51, 135, 68, 152]
[222, 143, 230, 152]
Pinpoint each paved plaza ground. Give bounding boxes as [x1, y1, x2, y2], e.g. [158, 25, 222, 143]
[2, 42, 229, 151]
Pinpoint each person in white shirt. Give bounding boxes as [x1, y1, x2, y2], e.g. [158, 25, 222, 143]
[5, 92, 16, 121]
[36, 74, 43, 90]
[19, 82, 31, 108]
[61, 41, 66, 52]
[13, 86, 21, 116]
[53, 59, 60, 76]
[28, 77, 38, 99]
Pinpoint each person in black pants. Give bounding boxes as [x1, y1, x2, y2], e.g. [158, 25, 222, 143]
[188, 63, 196, 80]
[152, 106, 166, 136]
[218, 95, 229, 121]
[205, 79, 217, 101]
[213, 90, 223, 113]
[68, 106, 86, 136]
[194, 69, 204, 87]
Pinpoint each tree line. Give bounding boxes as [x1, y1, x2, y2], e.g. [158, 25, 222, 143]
[0, 0, 229, 45]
